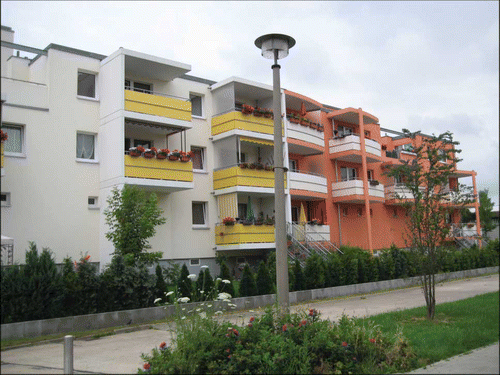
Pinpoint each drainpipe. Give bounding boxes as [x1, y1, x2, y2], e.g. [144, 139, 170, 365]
[359, 108, 373, 254]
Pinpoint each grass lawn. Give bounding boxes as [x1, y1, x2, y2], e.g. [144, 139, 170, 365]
[360, 291, 499, 370]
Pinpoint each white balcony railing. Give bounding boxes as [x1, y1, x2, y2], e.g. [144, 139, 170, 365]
[289, 170, 327, 195]
[328, 134, 381, 158]
[332, 178, 384, 199]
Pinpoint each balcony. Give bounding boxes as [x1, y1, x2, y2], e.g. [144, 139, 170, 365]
[384, 183, 423, 205]
[124, 89, 192, 127]
[215, 223, 275, 250]
[212, 110, 280, 138]
[331, 178, 385, 203]
[213, 165, 286, 195]
[286, 119, 324, 155]
[123, 154, 193, 192]
[289, 171, 328, 199]
[329, 134, 381, 163]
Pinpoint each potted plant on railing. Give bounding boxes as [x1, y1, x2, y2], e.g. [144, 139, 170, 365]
[369, 180, 380, 186]
[467, 223, 474, 228]
[129, 146, 142, 157]
[242, 104, 254, 115]
[300, 117, 310, 126]
[248, 162, 257, 170]
[317, 123, 324, 132]
[309, 122, 317, 130]
[143, 147, 156, 159]
[254, 212, 264, 225]
[264, 216, 274, 226]
[223, 217, 236, 226]
[239, 163, 249, 169]
[169, 149, 180, 161]
[0, 130, 8, 142]
[264, 164, 273, 171]
[157, 149, 169, 159]
[263, 108, 273, 119]
[253, 107, 264, 117]
[289, 113, 300, 123]
[180, 151, 192, 162]
[255, 162, 264, 170]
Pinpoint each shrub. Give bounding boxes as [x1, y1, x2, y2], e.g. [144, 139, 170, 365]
[217, 260, 235, 298]
[304, 252, 325, 289]
[195, 268, 215, 301]
[177, 263, 193, 300]
[154, 265, 168, 300]
[256, 261, 274, 295]
[292, 258, 305, 291]
[139, 307, 416, 374]
[239, 264, 257, 297]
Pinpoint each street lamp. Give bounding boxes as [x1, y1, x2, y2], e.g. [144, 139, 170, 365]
[255, 34, 295, 312]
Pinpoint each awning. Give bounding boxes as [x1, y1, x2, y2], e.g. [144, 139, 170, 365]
[240, 136, 274, 147]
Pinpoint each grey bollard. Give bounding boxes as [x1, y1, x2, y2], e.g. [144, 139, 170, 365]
[64, 335, 74, 374]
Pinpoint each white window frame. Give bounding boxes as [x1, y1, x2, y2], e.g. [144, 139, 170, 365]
[2, 124, 26, 158]
[192, 201, 209, 229]
[190, 93, 204, 118]
[77, 70, 98, 101]
[337, 125, 353, 136]
[1, 192, 11, 207]
[190, 258, 200, 266]
[88, 196, 99, 210]
[125, 79, 153, 94]
[340, 167, 357, 181]
[76, 131, 98, 163]
[191, 146, 206, 173]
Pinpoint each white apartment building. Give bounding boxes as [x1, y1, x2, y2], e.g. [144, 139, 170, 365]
[2, 26, 325, 273]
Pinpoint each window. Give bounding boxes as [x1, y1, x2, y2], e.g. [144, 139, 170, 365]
[337, 125, 353, 136]
[438, 149, 448, 162]
[238, 203, 247, 220]
[367, 170, 374, 181]
[190, 258, 200, 266]
[289, 159, 298, 172]
[2, 125, 24, 154]
[1, 192, 11, 207]
[357, 208, 363, 217]
[340, 167, 357, 181]
[76, 132, 96, 160]
[238, 152, 246, 163]
[400, 143, 415, 153]
[125, 80, 152, 93]
[192, 202, 208, 227]
[191, 146, 205, 171]
[364, 130, 371, 139]
[190, 94, 203, 117]
[88, 196, 99, 209]
[370, 208, 373, 216]
[342, 207, 348, 216]
[134, 139, 152, 149]
[393, 208, 398, 218]
[77, 71, 96, 98]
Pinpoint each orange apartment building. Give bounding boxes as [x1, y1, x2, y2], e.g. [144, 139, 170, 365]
[283, 90, 481, 253]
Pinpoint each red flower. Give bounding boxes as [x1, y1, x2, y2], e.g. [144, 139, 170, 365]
[300, 319, 307, 327]
[136, 146, 145, 153]
[150, 147, 158, 153]
[249, 316, 255, 322]
[369, 338, 376, 343]
[232, 328, 239, 337]
[342, 342, 348, 347]
[219, 232, 224, 237]
[282, 324, 287, 332]
[143, 363, 151, 370]
[248, 323, 253, 328]
[228, 355, 232, 359]
[159, 341, 166, 349]
[225, 348, 231, 353]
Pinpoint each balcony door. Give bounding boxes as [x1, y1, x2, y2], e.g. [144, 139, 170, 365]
[341, 167, 357, 181]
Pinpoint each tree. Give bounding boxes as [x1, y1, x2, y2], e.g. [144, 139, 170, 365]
[291, 258, 305, 291]
[478, 190, 496, 237]
[154, 265, 168, 300]
[104, 185, 166, 266]
[256, 261, 273, 295]
[217, 260, 235, 298]
[384, 130, 473, 319]
[239, 264, 257, 297]
[177, 263, 193, 300]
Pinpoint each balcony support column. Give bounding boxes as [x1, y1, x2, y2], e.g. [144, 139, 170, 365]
[472, 172, 482, 248]
[358, 109, 373, 254]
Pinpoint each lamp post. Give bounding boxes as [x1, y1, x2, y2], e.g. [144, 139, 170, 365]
[255, 34, 295, 312]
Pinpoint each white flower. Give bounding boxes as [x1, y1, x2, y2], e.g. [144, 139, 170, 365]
[222, 279, 231, 284]
[216, 278, 222, 282]
[177, 297, 190, 303]
[199, 312, 207, 319]
[165, 291, 174, 297]
[217, 292, 232, 300]
[181, 316, 186, 320]
[207, 304, 212, 308]
[200, 290, 204, 294]
[228, 303, 236, 307]
[188, 274, 196, 280]
[154, 298, 162, 304]
[215, 311, 223, 315]
[196, 308, 201, 312]
[200, 265, 209, 269]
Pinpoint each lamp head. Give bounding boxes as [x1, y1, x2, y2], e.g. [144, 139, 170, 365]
[255, 34, 295, 60]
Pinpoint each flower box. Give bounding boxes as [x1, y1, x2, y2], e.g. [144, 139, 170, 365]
[168, 155, 179, 161]
[129, 151, 141, 157]
[369, 180, 380, 186]
[156, 154, 167, 160]
[290, 117, 300, 124]
[241, 104, 254, 115]
[223, 217, 236, 226]
[180, 156, 191, 162]
[239, 163, 248, 169]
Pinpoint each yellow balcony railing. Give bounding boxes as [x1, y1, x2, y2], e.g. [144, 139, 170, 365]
[215, 223, 275, 246]
[124, 90, 192, 121]
[212, 111, 283, 136]
[213, 166, 286, 190]
[124, 155, 193, 182]
[1, 143, 4, 170]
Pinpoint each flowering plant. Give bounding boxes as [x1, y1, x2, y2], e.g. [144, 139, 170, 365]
[223, 217, 236, 226]
[0, 130, 8, 142]
[157, 149, 169, 158]
[143, 148, 156, 158]
[241, 104, 254, 114]
[136, 146, 146, 153]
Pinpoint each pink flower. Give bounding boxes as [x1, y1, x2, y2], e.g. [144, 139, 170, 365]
[248, 323, 253, 328]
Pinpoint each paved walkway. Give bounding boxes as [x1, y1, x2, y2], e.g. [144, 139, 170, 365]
[1, 273, 498, 374]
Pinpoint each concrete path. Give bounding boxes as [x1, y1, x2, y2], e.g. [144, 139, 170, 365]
[1, 273, 498, 374]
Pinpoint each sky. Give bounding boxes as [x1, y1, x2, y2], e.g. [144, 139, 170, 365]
[2, 1, 499, 205]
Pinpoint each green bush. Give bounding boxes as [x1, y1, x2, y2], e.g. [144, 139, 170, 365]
[139, 307, 416, 374]
[256, 261, 273, 295]
[177, 263, 193, 300]
[217, 260, 235, 298]
[239, 264, 257, 297]
[292, 258, 305, 291]
[304, 252, 325, 289]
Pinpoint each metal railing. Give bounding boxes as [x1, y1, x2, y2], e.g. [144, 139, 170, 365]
[124, 87, 189, 101]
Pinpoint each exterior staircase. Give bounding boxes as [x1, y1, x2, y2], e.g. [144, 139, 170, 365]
[286, 222, 342, 266]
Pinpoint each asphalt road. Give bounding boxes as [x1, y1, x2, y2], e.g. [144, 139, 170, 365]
[1, 273, 498, 374]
